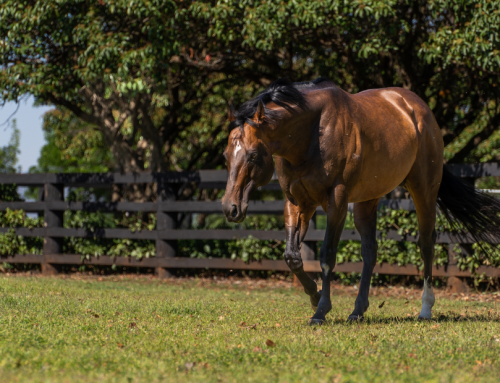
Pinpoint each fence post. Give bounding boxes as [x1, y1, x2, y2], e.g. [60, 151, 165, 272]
[42, 182, 64, 275]
[156, 177, 177, 278]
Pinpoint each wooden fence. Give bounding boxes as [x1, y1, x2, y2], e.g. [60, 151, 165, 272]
[1, 163, 500, 278]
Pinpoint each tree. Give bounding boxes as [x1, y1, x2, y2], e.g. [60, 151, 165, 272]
[1, 0, 500, 178]
[31, 108, 114, 173]
[0, 120, 21, 201]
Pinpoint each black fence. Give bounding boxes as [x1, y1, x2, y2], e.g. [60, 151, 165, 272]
[1, 163, 500, 278]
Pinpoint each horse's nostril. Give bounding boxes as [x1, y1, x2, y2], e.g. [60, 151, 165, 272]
[230, 205, 238, 218]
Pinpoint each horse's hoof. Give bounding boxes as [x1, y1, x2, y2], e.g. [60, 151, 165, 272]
[417, 315, 431, 321]
[347, 314, 364, 322]
[308, 318, 325, 326]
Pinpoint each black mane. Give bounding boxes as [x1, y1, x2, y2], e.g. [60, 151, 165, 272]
[229, 77, 330, 131]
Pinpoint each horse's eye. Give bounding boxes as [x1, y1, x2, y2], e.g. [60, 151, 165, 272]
[249, 153, 257, 161]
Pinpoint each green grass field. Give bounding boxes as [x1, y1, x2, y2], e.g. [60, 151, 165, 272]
[1, 275, 500, 383]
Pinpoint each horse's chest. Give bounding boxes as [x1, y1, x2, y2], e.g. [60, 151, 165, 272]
[287, 175, 326, 206]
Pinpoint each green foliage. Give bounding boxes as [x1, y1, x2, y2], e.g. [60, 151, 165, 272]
[183, 213, 286, 262]
[2, 0, 500, 175]
[0, 120, 22, 202]
[0, 209, 43, 255]
[62, 209, 157, 260]
[31, 109, 114, 173]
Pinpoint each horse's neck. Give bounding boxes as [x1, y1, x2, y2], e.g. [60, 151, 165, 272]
[269, 110, 320, 167]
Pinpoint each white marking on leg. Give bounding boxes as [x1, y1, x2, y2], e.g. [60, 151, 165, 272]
[321, 263, 330, 277]
[419, 278, 435, 319]
[234, 140, 241, 156]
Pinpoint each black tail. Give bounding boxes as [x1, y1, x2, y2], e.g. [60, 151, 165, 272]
[437, 166, 500, 244]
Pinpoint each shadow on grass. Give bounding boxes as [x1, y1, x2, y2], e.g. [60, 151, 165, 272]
[324, 313, 500, 325]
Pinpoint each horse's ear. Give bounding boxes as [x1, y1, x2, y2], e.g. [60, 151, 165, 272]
[227, 104, 236, 122]
[254, 100, 265, 123]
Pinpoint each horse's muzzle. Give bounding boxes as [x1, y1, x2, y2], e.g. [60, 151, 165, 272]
[222, 201, 247, 223]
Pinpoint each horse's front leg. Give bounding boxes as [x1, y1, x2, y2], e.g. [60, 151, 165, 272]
[283, 200, 321, 308]
[310, 187, 348, 325]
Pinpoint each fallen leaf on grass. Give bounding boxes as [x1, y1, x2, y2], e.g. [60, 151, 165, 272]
[275, 323, 281, 327]
[115, 312, 121, 316]
[239, 321, 247, 327]
[93, 314, 99, 318]
[266, 339, 276, 347]
[318, 350, 330, 357]
[185, 362, 195, 371]
[247, 324, 257, 330]
[253, 347, 262, 352]
[219, 316, 224, 321]
[129, 322, 137, 328]
[409, 353, 417, 358]
[117, 343, 124, 348]
[378, 301, 385, 309]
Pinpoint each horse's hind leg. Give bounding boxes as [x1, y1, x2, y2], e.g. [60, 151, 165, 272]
[348, 199, 380, 321]
[405, 164, 442, 320]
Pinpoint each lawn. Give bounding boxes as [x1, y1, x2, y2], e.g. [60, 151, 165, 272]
[0, 275, 499, 383]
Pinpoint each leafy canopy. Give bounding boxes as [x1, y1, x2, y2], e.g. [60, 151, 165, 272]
[1, 0, 500, 177]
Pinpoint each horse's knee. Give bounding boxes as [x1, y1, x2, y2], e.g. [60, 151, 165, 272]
[284, 250, 303, 272]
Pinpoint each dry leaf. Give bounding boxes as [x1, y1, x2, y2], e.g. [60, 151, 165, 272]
[239, 321, 247, 327]
[266, 339, 276, 347]
[117, 343, 124, 348]
[129, 322, 137, 328]
[409, 353, 417, 358]
[275, 323, 281, 327]
[219, 316, 224, 321]
[378, 301, 385, 309]
[247, 324, 257, 330]
[253, 347, 262, 353]
[115, 312, 121, 316]
[185, 362, 195, 371]
[94, 314, 99, 318]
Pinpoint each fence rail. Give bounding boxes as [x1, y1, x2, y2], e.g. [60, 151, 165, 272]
[1, 163, 500, 278]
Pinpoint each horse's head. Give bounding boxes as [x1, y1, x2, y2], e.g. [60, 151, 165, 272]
[221, 101, 274, 223]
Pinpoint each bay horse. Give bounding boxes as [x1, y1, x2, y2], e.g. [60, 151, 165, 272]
[222, 78, 500, 325]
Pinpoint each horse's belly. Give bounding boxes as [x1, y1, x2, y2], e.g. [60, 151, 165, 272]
[348, 126, 418, 203]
